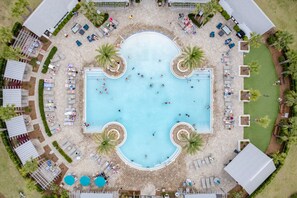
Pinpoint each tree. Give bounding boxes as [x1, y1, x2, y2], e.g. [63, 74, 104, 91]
[179, 46, 204, 70]
[11, 0, 29, 19]
[248, 61, 261, 74]
[0, 45, 24, 60]
[248, 32, 262, 48]
[80, 1, 97, 19]
[203, 0, 220, 19]
[94, 130, 117, 155]
[0, 27, 13, 44]
[95, 44, 120, 69]
[180, 132, 203, 155]
[285, 90, 297, 107]
[249, 89, 261, 101]
[272, 31, 294, 51]
[255, 115, 271, 128]
[276, 118, 297, 144]
[25, 178, 37, 191]
[272, 151, 287, 166]
[0, 105, 17, 121]
[20, 158, 39, 176]
[280, 50, 297, 65]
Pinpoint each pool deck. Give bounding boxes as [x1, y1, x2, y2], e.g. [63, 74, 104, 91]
[39, 0, 244, 194]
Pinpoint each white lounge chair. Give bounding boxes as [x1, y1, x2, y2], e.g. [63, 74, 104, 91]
[201, 178, 207, 189]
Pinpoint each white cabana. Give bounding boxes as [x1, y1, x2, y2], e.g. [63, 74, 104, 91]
[3, 89, 29, 108]
[4, 60, 29, 82]
[219, 0, 275, 37]
[5, 115, 29, 138]
[23, 0, 78, 37]
[224, 143, 276, 194]
[15, 140, 39, 164]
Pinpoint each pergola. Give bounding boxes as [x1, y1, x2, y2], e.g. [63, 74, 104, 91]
[31, 160, 62, 190]
[2, 88, 29, 108]
[4, 60, 31, 82]
[14, 140, 39, 164]
[5, 115, 33, 138]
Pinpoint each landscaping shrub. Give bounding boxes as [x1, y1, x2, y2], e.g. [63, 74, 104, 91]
[267, 34, 277, 45]
[52, 4, 81, 36]
[11, 22, 22, 37]
[243, 35, 248, 41]
[233, 25, 240, 32]
[221, 10, 230, 20]
[42, 46, 57, 74]
[135, 0, 141, 3]
[38, 80, 52, 137]
[290, 193, 297, 198]
[188, 14, 202, 28]
[52, 141, 72, 163]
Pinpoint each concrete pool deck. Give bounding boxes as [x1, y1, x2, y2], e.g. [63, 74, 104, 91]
[39, 0, 244, 194]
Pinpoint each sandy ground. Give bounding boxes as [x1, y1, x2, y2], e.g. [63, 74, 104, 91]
[39, 0, 244, 195]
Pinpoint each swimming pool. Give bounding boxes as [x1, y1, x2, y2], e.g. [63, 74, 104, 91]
[85, 32, 212, 170]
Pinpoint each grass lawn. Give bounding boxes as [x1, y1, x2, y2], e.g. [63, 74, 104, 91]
[0, 140, 41, 198]
[256, 144, 297, 198]
[244, 44, 279, 151]
[255, 0, 297, 49]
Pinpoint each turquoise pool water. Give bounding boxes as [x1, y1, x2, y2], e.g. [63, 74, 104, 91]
[85, 32, 211, 169]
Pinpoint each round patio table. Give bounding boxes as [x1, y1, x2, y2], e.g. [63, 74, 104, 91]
[64, 175, 75, 186]
[94, 176, 106, 187]
[80, 175, 91, 186]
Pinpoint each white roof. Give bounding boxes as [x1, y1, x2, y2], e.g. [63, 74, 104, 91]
[5, 115, 28, 138]
[224, 143, 276, 194]
[219, 0, 275, 36]
[23, 0, 78, 37]
[4, 60, 26, 81]
[3, 89, 23, 107]
[185, 194, 217, 198]
[168, 0, 210, 3]
[15, 140, 39, 164]
[80, 193, 114, 198]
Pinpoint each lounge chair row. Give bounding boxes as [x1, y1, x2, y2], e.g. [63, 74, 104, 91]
[201, 176, 220, 189]
[61, 139, 82, 160]
[193, 154, 215, 170]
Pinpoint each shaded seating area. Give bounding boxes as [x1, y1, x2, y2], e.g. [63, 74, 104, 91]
[4, 60, 32, 82]
[14, 140, 39, 164]
[5, 115, 34, 139]
[224, 143, 276, 195]
[31, 160, 61, 190]
[3, 88, 29, 108]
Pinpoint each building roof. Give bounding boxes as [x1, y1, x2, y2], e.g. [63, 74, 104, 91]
[3, 89, 24, 107]
[23, 0, 78, 37]
[219, 0, 275, 36]
[5, 115, 28, 138]
[15, 140, 39, 164]
[4, 60, 26, 81]
[80, 193, 114, 198]
[224, 143, 276, 194]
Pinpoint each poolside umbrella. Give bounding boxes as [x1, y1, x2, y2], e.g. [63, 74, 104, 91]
[94, 176, 106, 188]
[80, 175, 91, 186]
[64, 175, 75, 186]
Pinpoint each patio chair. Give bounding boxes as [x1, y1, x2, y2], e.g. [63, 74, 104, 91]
[218, 30, 224, 37]
[204, 157, 211, 165]
[206, 177, 211, 189]
[201, 178, 207, 189]
[224, 38, 232, 45]
[193, 160, 200, 169]
[209, 31, 215, 38]
[216, 22, 222, 29]
[210, 177, 215, 187]
[95, 29, 104, 38]
[79, 29, 85, 35]
[76, 40, 82, 47]
[83, 24, 89, 31]
[229, 43, 235, 49]
[87, 35, 93, 42]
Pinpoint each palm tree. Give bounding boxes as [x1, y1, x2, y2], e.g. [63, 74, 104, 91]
[0, 45, 24, 60]
[180, 132, 203, 155]
[272, 151, 286, 166]
[95, 44, 120, 69]
[91, 13, 105, 27]
[248, 32, 262, 48]
[249, 89, 261, 101]
[248, 61, 261, 74]
[255, 115, 271, 128]
[94, 130, 117, 155]
[80, 1, 97, 20]
[20, 158, 39, 176]
[272, 31, 294, 51]
[193, 3, 202, 19]
[285, 90, 297, 107]
[280, 50, 297, 65]
[203, 0, 220, 19]
[277, 128, 297, 144]
[0, 105, 17, 121]
[283, 63, 297, 80]
[179, 46, 204, 70]
[0, 27, 13, 44]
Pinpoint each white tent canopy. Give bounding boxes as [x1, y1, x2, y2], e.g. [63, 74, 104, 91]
[4, 60, 27, 81]
[5, 115, 28, 138]
[224, 143, 276, 194]
[15, 140, 39, 164]
[3, 89, 28, 108]
[23, 0, 78, 37]
[219, 0, 275, 37]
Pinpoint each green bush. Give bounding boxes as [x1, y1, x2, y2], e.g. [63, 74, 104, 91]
[11, 22, 22, 37]
[267, 34, 277, 45]
[42, 46, 57, 74]
[290, 193, 297, 198]
[52, 141, 73, 163]
[243, 35, 248, 41]
[135, 0, 140, 3]
[233, 25, 240, 32]
[221, 10, 230, 20]
[38, 80, 52, 137]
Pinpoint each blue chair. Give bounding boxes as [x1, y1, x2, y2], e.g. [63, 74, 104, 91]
[76, 40, 82, 47]
[228, 43, 235, 49]
[216, 23, 222, 29]
[79, 29, 85, 35]
[83, 24, 89, 31]
[209, 32, 215, 38]
[87, 35, 93, 42]
[225, 38, 232, 45]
